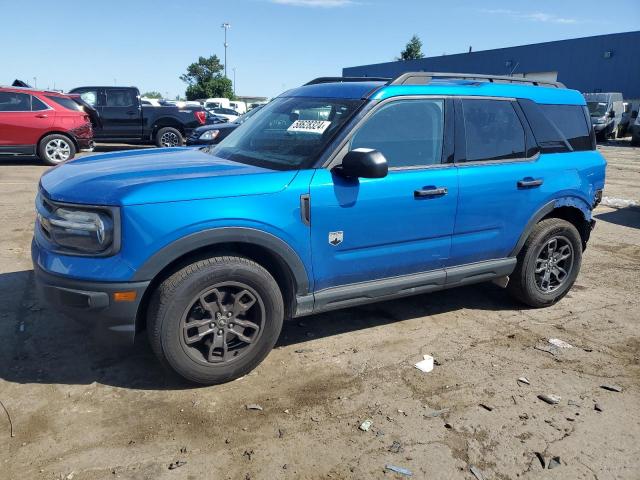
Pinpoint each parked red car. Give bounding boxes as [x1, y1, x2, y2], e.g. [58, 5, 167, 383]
[0, 86, 94, 165]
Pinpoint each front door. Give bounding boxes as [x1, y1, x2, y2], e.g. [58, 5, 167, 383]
[309, 97, 458, 291]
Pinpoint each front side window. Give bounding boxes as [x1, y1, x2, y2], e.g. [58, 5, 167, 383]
[587, 102, 608, 117]
[350, 99, 444, 168]
[105, 89, 136, 107]
[0, 91, 31, 112]
[211, 96, 362, 170]
[462, 99, 526, 162]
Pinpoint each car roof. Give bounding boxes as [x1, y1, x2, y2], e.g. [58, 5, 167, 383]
[0, 86, 70, 97]
[282, 78, 586, 106]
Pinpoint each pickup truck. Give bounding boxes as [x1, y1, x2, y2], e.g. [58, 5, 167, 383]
[68, 86, 208, 147]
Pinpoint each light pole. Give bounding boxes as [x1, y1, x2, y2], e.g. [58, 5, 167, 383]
[232, 68, 236, 96]
[33, 77, 37, 88]
[221, 22, 231, 78]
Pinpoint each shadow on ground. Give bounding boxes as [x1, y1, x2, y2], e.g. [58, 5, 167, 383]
[595, 206, 640, 229]
[0, 268, 521, 391]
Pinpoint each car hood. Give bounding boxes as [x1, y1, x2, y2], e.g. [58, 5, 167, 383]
[40, 147, 298, 206]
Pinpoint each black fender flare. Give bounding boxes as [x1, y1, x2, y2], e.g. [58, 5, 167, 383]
[132, 227, 310, 295]
[509, 198, 590, 257]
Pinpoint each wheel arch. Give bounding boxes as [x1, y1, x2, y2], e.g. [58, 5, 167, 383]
[511, 197, 593, 257]
[151, 117, 185, 138]
[133, 227, 310, 333]
[37, 131, 79, 151]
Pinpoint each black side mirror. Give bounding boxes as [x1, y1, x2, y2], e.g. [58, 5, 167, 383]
[608, 110, 615, 118]
[334, 148, 388, 179]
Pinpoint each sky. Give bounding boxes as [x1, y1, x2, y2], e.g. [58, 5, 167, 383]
[2, 0, 638, 99]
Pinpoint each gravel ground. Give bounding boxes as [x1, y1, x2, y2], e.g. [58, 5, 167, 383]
[0, 142, 638, 480]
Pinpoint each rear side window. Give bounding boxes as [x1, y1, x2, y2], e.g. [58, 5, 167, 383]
[105, 89, 137, 107]
[46, 96, 83, 112]
[31, 96, 49, 111]
[350, 99, 444, 168]
[538, 104, 592, 151]
[0, 91, 31, 111]
[461, 99, 526, 162]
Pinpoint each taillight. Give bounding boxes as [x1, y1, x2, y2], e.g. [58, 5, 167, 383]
[195, 111, 206, 125]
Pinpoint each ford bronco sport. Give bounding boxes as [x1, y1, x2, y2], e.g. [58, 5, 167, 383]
[33, 73, 606, 385]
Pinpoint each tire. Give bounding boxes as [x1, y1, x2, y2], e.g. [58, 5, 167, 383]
[155, 127, 184, 147]
[38, 134, 76, 166]
[147, 256, 284, 385]
[508, 218, 582, 308]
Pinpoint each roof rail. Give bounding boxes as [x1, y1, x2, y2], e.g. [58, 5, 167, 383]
[390, 72, 565, 88]
[304, 76, 391, 86]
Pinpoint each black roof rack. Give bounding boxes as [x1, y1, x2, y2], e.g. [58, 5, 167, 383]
[390, 72, 565, 88]
[304, 76, 391, 86]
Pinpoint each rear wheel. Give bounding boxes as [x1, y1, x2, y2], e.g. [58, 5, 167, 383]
[508, 218, 582, 307]
[147, 256, 284, 385]
[38, 134, 76, 166]
[155, 127, 184, 147]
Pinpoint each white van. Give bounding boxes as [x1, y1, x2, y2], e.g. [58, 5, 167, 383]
[584, 92, 624, 141]
[229, 101, 247, 114]
[204, 98, 231, 111]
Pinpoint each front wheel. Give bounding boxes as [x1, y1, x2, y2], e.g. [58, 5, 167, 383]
[147, 256, 284, 385]
[508, 218, 582, 308]
[38, 134, 76, 166]
[155, 127, 184, 147]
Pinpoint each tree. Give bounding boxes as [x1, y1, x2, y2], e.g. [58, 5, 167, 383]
[180, 55, 234, 100]
[141, 91, 163, 99]
[398, 35, 425, 61]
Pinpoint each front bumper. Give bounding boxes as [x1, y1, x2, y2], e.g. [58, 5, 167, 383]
[32, 241, 149, 344]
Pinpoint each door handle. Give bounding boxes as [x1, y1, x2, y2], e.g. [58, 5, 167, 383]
[35, 113, 48, 118]
[517, 178, 544, 188]
[126, 110, 137, 115]
[414, 187, 448, 198]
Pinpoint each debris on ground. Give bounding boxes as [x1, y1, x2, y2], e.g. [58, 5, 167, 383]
[568, 400, 581, 407]
[0, 399, 14, 437]
[294, 348, 313, 354]
[601, 384, 623, 392]
[168, 461, 187, 470]
[548, 456, 561, 469]
[600, 196, 638, 208]
[359, 419, 373, 431]
[310, 415, 321, 422]
[517, 377, 530, 385]
[535, 452, 546, 468]
[534, 344, 560, 356]
[538, 394, 561, 405]
[479, 403, 494, 412]
[594, 403, 603, 412]
[414, 355, 434, 373]
[243, 449, 254, 461]
[424, 408, 449, 418]
[469, 465, 486, 480]
[384, 464, 413, 476]
[277, 428, 285, 438]
[245, 404, 263, 411]
[548, 338, 573, 349]
[388, 440, 402, 454]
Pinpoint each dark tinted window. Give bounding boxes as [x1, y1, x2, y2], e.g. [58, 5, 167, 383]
[0, 91, 31, 111]
[350, 99, 444, 168]
[461, 99, 525, 161]
[539, 104, 592, 151]
[31, 96, 49, 111]
[105, 89, 136, 107]
[46, 95, 83, 112]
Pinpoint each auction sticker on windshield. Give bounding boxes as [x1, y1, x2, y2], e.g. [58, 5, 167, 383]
[287, 120, 331, 134]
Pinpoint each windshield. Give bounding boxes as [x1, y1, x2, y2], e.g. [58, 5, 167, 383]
[587, 102, 609, 117]
[210, 96, 363, 170]
[235, 105, 262, 124]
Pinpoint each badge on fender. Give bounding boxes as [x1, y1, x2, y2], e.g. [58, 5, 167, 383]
[328, 231, 343, 246]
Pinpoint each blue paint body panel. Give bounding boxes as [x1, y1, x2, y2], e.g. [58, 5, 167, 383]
[33, 79, 607, 321]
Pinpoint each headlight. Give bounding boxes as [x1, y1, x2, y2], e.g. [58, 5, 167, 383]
[594, 117, 606, 124]
[199, 130, 220, 141]
[36, 193, 118, 255]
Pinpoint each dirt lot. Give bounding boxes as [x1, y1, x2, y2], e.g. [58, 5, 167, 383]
[0, 142, 639, 480]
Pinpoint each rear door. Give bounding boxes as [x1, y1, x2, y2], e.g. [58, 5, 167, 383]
[101, 88, 142, 138]
[451, 97, 546, 265]
[309, 97, 458, 291]
[0, 91, 54, 152]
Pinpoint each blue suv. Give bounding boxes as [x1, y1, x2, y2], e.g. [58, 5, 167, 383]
[33, 73, 606, 384]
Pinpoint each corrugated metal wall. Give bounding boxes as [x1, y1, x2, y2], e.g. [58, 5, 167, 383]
[343, 31, 640, 99]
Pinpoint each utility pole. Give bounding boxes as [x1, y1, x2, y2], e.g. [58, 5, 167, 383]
[221, 22, 231, 78]
[33, 77, 37, 88]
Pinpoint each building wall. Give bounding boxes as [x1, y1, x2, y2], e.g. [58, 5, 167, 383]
[343, 31, 640, 99]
